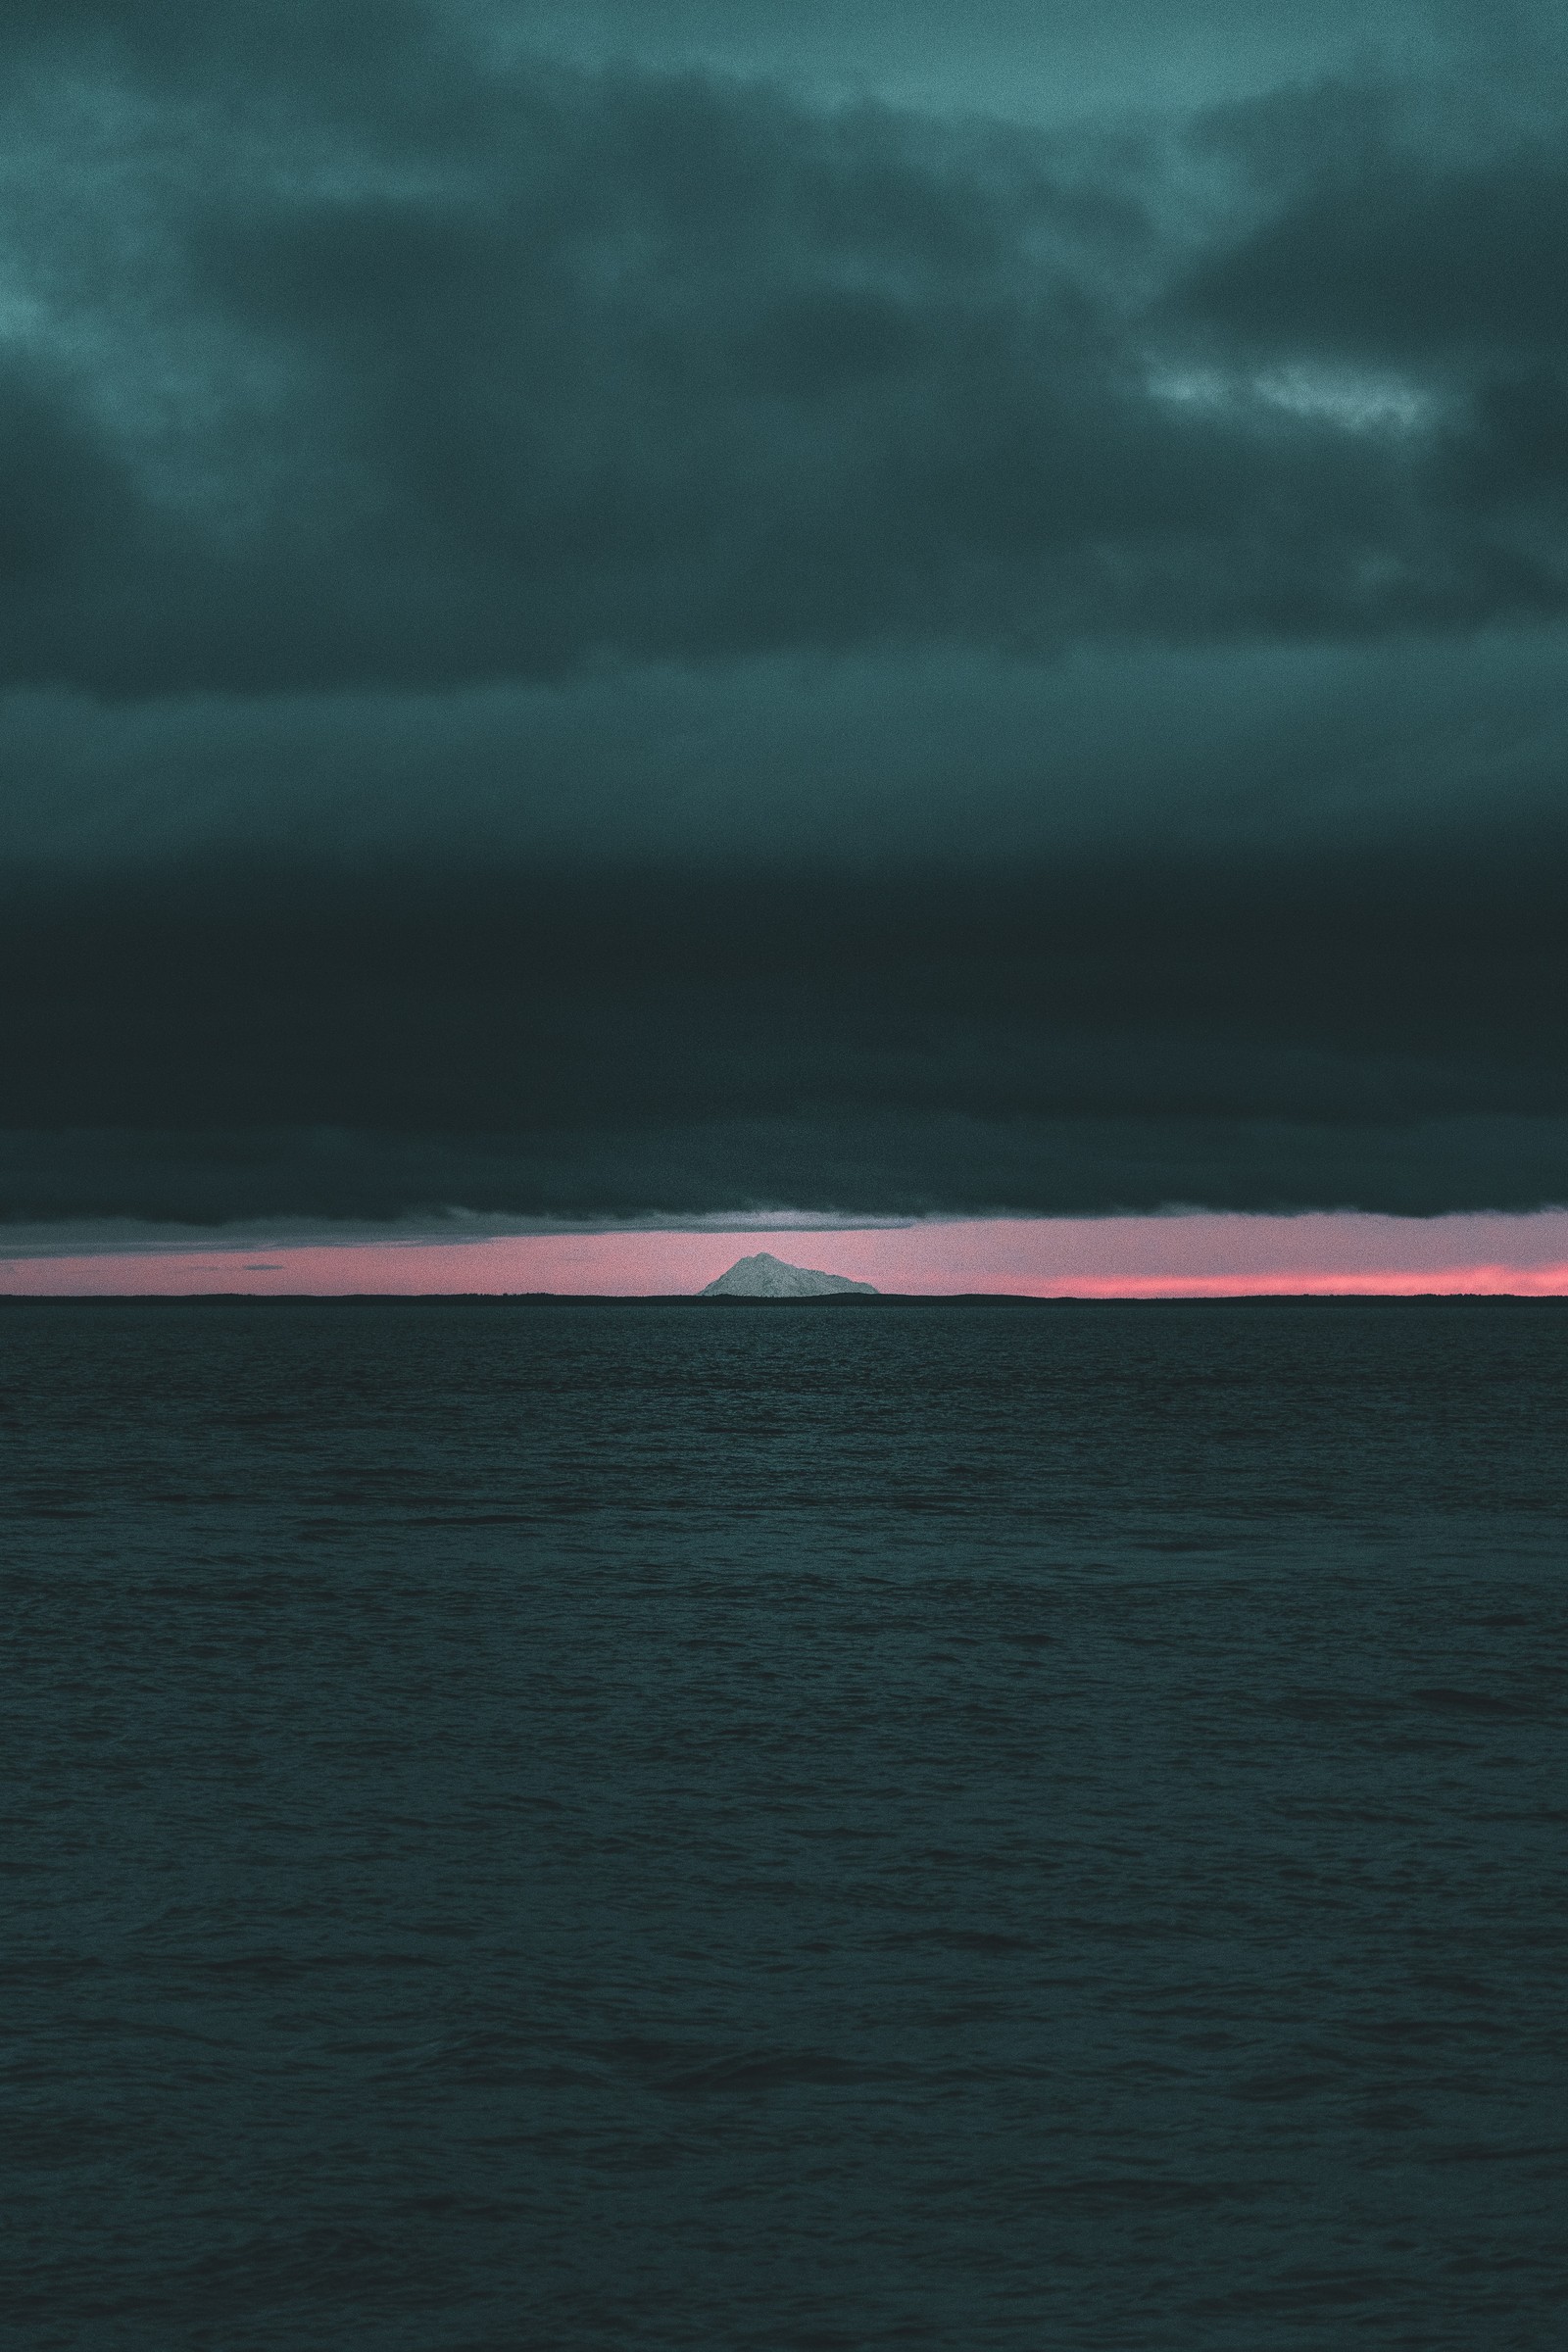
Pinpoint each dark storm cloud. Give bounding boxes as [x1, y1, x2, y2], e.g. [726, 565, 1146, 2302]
[5, 784, 1568, 1220]
[3, 1, 1567, 1227]
[0, 361, 137, 585]
[1178, 147, 1568, 366]
[5, 20, 1568, 692]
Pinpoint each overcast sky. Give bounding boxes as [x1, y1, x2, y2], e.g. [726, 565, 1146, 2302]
[5, 0, 1568, 1232]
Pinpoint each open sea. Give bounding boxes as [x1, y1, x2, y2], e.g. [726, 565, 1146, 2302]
[5, 1295, 1566, 2350]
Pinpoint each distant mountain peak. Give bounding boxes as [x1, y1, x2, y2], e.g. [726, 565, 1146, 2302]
[702, 1250, 878, 1298]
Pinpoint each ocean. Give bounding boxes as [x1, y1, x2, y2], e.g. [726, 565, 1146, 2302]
[6, 1296, 1566, 2349]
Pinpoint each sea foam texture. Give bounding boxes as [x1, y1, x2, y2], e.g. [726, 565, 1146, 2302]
[702, 1251, 879, 1298]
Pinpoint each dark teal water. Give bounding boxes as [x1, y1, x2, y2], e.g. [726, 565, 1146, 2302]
[6, 1297, 1567, 2350]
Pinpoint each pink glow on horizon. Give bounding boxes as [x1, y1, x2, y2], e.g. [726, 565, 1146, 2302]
[6, 1213, 1568, 1296]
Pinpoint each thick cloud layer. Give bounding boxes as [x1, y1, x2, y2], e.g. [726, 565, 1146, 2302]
[3, 2, 1566, 1225]
[5, 34, 1568, 688]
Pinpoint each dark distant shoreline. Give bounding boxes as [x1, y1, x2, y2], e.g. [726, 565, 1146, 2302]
[1, 1292, 1562, 1308]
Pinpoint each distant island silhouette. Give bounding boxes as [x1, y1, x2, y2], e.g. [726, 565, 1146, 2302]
[702, 1251, 879, 1298]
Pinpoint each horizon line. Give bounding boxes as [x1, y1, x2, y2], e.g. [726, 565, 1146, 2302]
[9, 1213, 1568, 1298]
[6, 1285, 1568, 1303]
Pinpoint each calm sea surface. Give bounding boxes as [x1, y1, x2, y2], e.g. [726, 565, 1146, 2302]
[5, 1297, 1566, 2350]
